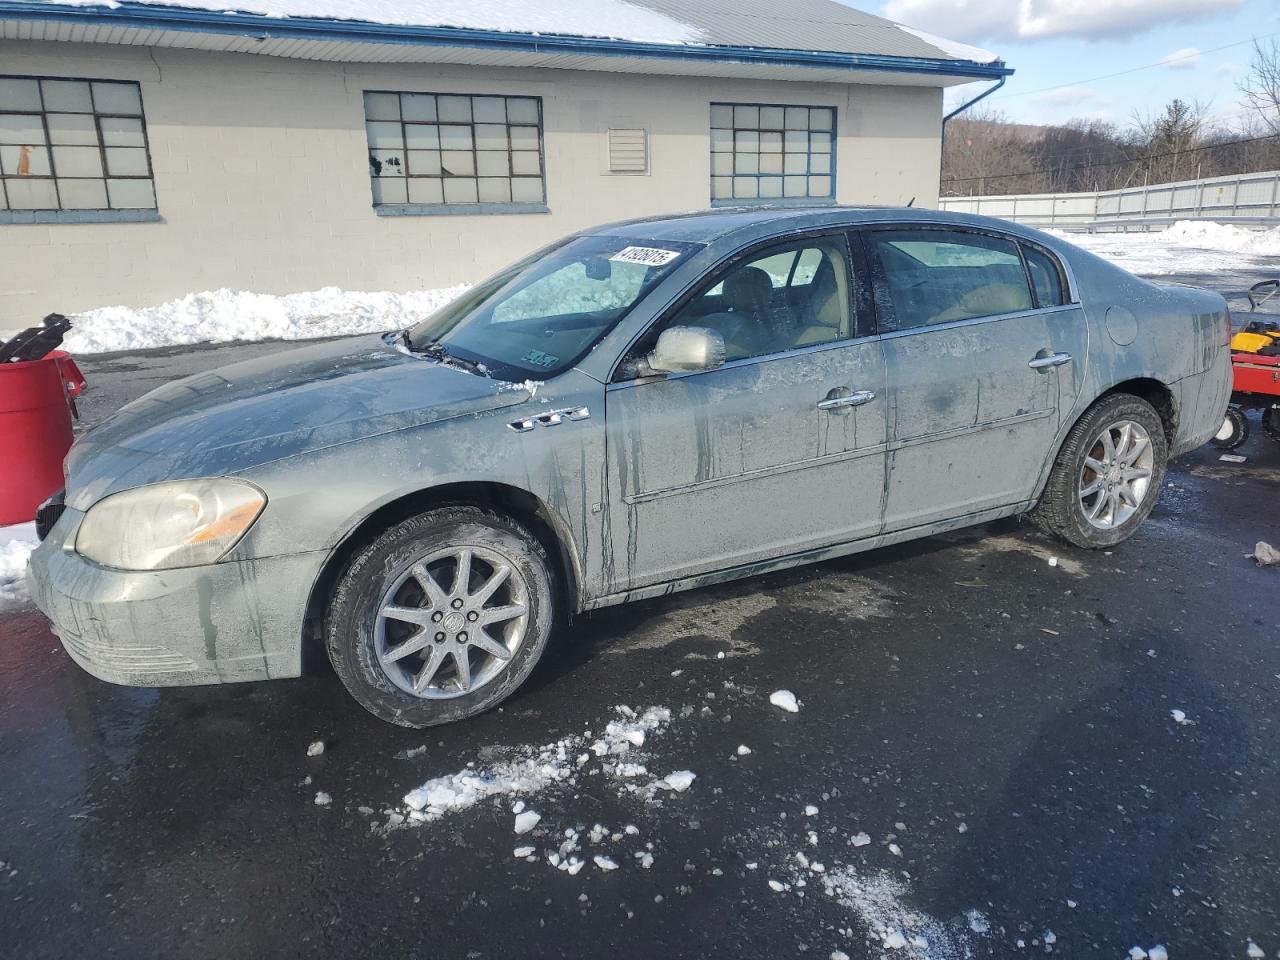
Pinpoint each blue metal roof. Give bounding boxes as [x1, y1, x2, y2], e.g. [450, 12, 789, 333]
[0, 1, 1013, 81]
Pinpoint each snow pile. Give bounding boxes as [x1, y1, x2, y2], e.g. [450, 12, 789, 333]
[0, 523, 38, 605]
[1050, 221, 1280, 277]
[821, 866, 980, 959]
[46, 0, 704, 44]
[57, 285, 469, 354]
[399, 705, 675, 822]
[770, 689, 801, 713]
[896, 24, 998, 63]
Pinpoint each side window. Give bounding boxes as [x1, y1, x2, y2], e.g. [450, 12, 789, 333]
[1022, 245, 1066, 307]
[667, 236, 853, 364]
[870, 229, 1034, 331]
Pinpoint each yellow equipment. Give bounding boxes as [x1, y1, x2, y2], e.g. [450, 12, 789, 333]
[1231, 323, 1280, 355]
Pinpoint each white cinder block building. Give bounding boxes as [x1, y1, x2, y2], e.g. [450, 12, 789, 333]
[0, 0, 1009, 327]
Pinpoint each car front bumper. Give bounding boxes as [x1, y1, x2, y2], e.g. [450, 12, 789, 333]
[28, 507, 326, 687]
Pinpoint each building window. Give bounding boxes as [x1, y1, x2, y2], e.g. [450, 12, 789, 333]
[710, 103, 835, 204]
[363, 91, 546, 213]
[0, 75, 157, 218]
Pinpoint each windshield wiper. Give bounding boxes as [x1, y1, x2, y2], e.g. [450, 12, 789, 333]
[416, 338, 490, 378]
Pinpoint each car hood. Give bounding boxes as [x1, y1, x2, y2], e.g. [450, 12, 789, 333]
[65, 335, 532, 509]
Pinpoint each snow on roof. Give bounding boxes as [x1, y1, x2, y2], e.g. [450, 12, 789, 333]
[895, 24, 998, 66]
[37, 0, 1003, 68]
[45, 0, 707, 44]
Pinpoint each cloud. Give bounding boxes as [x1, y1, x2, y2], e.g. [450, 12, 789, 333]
[1213, 61, 1245, 77]
[878, 0, 1245, 45]
[1160, 46, 1202, 69]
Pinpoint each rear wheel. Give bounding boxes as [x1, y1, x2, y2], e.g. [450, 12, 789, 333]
[1210, 406, 1250, 450]
[1264, 405, 1280, 443]
[326, 506, 555, 728]
[1031, 394, 1168, 549]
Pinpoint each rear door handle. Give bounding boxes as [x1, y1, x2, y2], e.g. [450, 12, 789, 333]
[817, 389, 876, 410]
[1029, 352, 1072, 369]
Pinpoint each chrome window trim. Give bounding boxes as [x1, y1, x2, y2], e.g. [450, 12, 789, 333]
[606, 330, 881, 393]
[875, 302, 1080, 342]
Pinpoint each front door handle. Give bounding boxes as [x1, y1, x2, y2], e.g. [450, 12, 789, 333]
[817, 389, 876, 411]
[1029, 352, 1072, 369]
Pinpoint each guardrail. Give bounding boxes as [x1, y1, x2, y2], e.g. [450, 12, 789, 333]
[939, 169, 1280, 232]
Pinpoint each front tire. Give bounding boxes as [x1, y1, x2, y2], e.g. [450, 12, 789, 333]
[325, 507, 555, 728]
[1210, 406, 1249, 450]
[1031, 394, 1168, 549]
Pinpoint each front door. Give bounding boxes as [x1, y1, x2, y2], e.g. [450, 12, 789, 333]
[865, 226, 1087, 532]
[603, 234, 887, 593]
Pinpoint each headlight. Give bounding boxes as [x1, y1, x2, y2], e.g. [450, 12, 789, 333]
[76, 479, 266, 571]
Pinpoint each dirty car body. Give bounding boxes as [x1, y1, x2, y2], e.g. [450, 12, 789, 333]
[29, 207, 1232, 725]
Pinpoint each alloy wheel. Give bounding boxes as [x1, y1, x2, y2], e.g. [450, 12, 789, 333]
[1078, 419, 1155, 530]
[374, 545, 530, 699]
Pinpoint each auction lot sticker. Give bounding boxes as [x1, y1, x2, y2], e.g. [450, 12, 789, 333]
[610, 246, 682, 266]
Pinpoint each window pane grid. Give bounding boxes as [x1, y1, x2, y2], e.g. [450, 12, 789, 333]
[710, 101, 835, 203]
[364, 91, 545, 209]
[0, 75, 156, 213]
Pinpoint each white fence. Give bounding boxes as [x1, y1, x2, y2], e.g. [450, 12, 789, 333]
[939, 169, 1280, 232]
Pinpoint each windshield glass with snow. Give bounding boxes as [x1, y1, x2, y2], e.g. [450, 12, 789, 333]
[406, 235, 697, 380]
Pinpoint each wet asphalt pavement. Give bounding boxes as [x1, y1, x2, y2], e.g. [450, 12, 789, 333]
[2, 269, 1279, 960]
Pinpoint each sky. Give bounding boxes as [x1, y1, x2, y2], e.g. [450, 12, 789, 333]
[870, 0, 1280, 130]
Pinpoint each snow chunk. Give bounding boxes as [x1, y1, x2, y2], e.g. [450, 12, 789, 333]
[850, 832, 872, 847]
[593, 855, 619, 871]
[513, 845, 536, 858]
[1171, 709, 1193, 725]
[770, 689, 800, 713]
[514, 811, 541, 835]
[805, 805, 819, 816]
[0, 523, 37, 606]
[966, 910, 990, 934]
[306, 740, 325, 757]
[831, 952, 850, 960]
[737, 745, 752, 756]
[883, 930, 908, 949]
[314, 791, 332, 806]
[1247, 943, 1265, 959]
[768, 879, 787, 892]
[662, 770, 696, 793]
[1149, 948, 1169, 960]
[398, 705, 672, 824]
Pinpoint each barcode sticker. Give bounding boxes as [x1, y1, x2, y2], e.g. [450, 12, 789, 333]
[610, 246, 681, 267]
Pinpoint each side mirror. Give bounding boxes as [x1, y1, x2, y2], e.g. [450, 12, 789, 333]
[646, 326, 726, 375]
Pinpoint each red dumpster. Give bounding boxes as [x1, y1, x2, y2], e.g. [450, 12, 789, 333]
[0, 350, 85, 526]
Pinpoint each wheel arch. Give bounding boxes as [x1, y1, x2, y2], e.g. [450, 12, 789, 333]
[300, 482, 583, 669]
[1096, 376, 1178, 443]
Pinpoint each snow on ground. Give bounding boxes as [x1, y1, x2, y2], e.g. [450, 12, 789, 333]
[0, 523, 37, 606]
[398, 705, 676, 823]
[1049, 221, 1280, 277]
[55, 285, 469, 354]
[46, 0, 705, 44]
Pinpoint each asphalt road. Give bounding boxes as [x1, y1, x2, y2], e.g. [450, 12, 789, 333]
[2, 269, 1279, 960]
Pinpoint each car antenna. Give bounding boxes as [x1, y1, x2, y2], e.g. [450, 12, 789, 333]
[906, 197, 915, 207]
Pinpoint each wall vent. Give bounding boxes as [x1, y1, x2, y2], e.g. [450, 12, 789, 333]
[607, 128, 648, 174]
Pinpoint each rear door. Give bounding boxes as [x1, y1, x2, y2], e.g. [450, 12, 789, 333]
[602, 232, 887, 592]
[865, 226, 1087, 533]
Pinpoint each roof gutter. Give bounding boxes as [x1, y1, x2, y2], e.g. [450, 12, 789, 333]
[942, 76, 1007, 129]
[2, 1, 1014, 81]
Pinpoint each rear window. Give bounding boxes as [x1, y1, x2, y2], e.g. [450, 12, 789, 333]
[871, 229, 1034, 331]
[1022, 245, 1067, 307]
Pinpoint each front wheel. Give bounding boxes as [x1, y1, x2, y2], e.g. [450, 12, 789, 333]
[1264, 405, 1280, 443]
[1030, 394, 1168, 549]
[1210, 406, 1249, 450]
[326, 506, 555, 728]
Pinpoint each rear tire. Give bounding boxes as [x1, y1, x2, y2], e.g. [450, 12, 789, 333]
[1030, 394, 1168, 549]
[325, 506, 555, 728]
[1264, 405, 1280, 443]
[1210, 406, 1250, 450]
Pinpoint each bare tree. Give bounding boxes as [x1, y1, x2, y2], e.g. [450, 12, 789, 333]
[1240, 38, 1280, 133]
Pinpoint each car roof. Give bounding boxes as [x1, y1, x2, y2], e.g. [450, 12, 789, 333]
[583, 205, 1046, 246]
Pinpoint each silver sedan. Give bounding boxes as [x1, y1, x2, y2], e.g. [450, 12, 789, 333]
[29, 207, 1233, 726]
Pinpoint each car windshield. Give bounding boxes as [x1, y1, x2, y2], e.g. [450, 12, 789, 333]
[405, 235, 698, 380]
